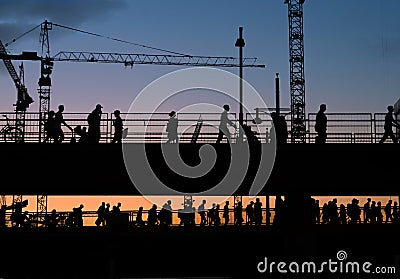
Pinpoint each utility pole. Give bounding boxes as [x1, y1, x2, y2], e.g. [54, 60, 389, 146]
[275, 73, 280, 116]
[235, 27, 245, 143]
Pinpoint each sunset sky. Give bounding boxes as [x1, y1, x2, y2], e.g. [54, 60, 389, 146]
[0, 1, 398, 216]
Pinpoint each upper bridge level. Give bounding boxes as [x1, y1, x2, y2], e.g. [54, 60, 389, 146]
[1, 111, 397, 143]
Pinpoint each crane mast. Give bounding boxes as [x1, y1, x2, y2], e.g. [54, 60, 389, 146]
[285, 0, 306, 143]
[38, 20, 53, 143]
[36, 20, 53, 226]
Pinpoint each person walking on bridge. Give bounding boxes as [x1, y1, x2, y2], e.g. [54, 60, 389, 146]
[87, 104, 103, 143]
[379, 105, 399, 144]
[315, 104, 327, 144]
[216, 104, 237, 143]
[54, 105, 73, 143]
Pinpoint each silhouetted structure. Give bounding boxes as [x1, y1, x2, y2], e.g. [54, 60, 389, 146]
[43, 110, 56, 143]
[166, 110, 178, 143]
[270, 112, 288, 145]
[216, 104, 236, 143]
[243, 124, 260, 144]
[74, 125, 88, 143]
[379, 105, 399, 143]
[315, 103, 327, 144]
[87, 104, 103, 143]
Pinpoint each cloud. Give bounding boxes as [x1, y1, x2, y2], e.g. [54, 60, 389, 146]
[0, 0, 128, 42]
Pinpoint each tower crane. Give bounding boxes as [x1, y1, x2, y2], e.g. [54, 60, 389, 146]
[1, 20, 265, 226]
[284, 0, 306, 143]
[0, 40, 34, 143]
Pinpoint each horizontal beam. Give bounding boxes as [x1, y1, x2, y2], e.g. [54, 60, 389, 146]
[51, 51, 266, 68]
[0, 143, 398, 196]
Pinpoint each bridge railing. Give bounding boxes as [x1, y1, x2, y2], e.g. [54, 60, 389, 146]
[0, 111, 396, 143]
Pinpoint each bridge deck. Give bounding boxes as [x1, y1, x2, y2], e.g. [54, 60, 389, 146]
[0, 143, 398, 196]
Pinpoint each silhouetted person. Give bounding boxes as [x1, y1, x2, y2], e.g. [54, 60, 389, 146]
[265, 128, 270, 144]
[363, 198, 371, 223]
[254, 198, 263, 226]
[48, 209, 59, 228]
[198, 199, 207, 226]
[158, 200, 172, 227]
[321, 202, 329, 224]
[43, 110, 57, 143]
[87, 104, 103, 143]
[384, 200, 393, 223]
[339, 204, 347, 224]
[0, 205, 6, 227]
[329, 198, 339, 224]
[379, 105, 399, 143]
[73, 204, 84, 228]
[393, 201, 398, 223]
[111, 109, 123, 143]
[234, 201, 243, 226]
[315, 104, 327, 144]
[273, 196, 285, 225]
[314, 199, 321, 224]
[208, 203, 216, 226]
[214, 204, 221, 226]
[95, 202, 106, 226]
[376, 201, 383, 224]
[370, 201, 377, 224]
[112, 202, 122, 214]
[246, 201, 254, 225]
[54, 104, 73, 143]
[147, 204, 158, 227]
[11, 201, 25, 227]
[347, 198, 361, 224]
[104, 203, 110, 227]
[223, 201, 230, 226]
[216, 104, 236, 143]
[166, 110, 178, 143]
[136, 206, 145, 226]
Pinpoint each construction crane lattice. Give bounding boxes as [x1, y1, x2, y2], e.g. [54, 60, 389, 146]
[285, 0, 306, 143]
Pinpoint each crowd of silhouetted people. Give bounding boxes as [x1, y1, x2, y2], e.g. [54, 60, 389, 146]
[39, 102, 400, 144]
[1, 197, 399, 229]
[272, 196, 400, 226]
[43, 103, 125, 144]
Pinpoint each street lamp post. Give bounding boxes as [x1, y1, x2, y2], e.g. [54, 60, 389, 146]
[235, 27, 245, 143]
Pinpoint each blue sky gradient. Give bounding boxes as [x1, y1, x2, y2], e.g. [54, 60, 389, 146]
[0, 0, 399, 114]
